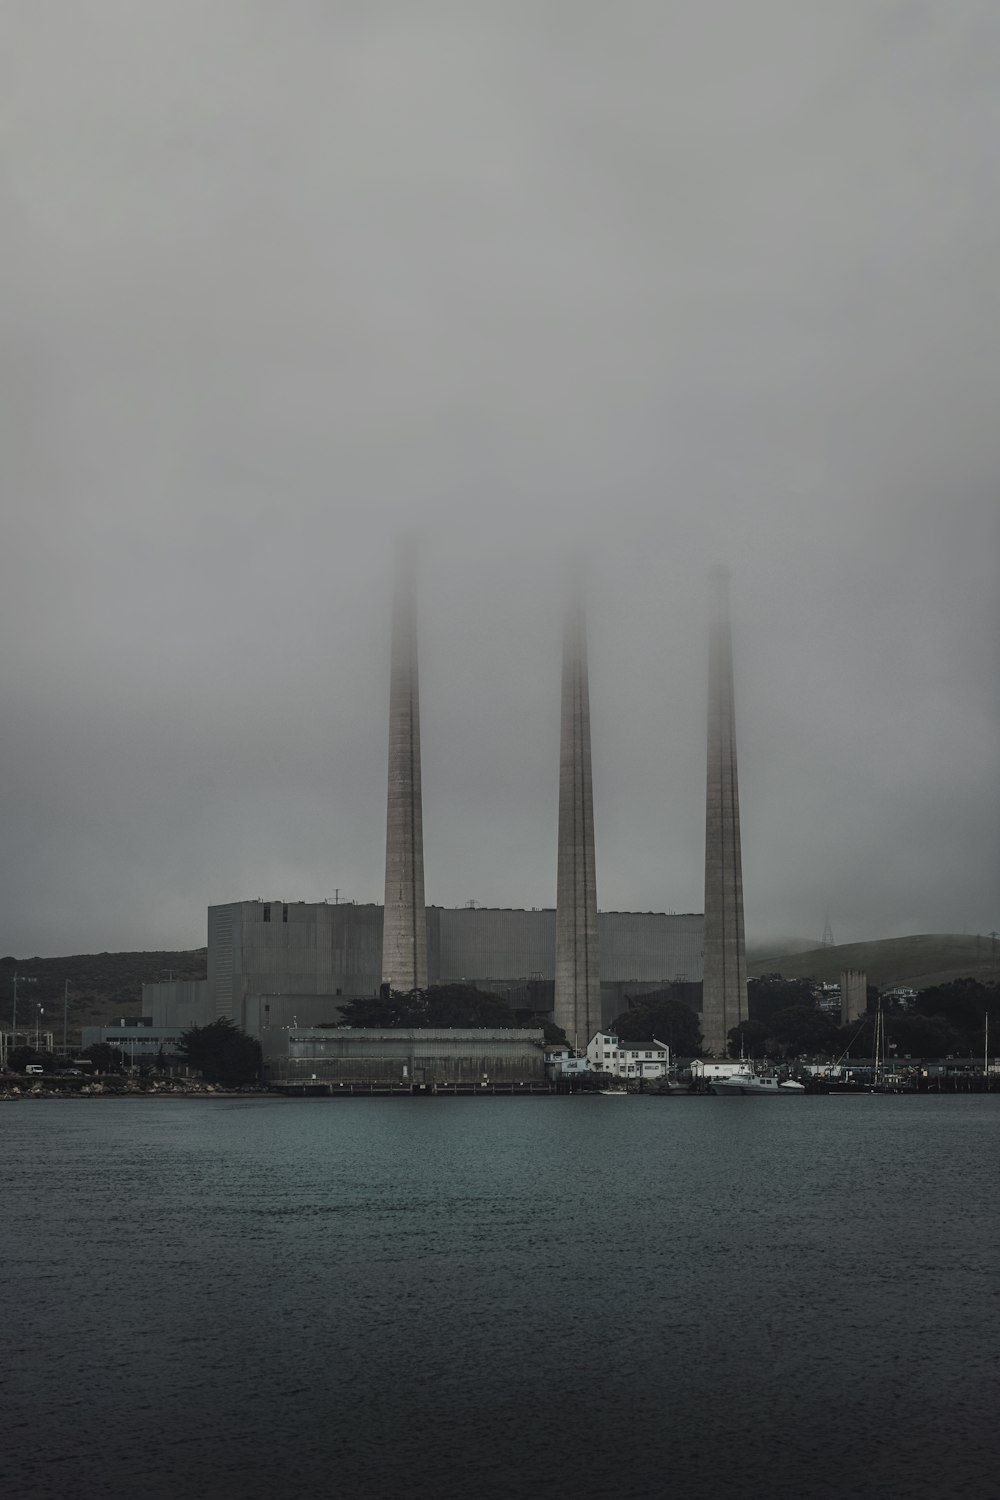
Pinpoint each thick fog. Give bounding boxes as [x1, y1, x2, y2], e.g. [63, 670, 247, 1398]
[3, 1, 998, 957]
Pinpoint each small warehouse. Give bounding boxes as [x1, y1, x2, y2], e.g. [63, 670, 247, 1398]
[261, 1027, 546, 1088]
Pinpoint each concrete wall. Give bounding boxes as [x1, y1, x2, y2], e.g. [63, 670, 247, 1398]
[207, 902, 384, 1027]
[144, 980, 213, 1031]
[597, 912, 703, 983]
[245, 992, 349, 1036]
[438, 907, 556, 983]
[437, 908, 703, 988]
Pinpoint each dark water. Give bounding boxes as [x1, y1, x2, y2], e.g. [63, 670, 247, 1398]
[3, 1095, 998, 1499]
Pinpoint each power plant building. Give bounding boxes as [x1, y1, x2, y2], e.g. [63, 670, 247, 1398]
[140, 548, 733, 1057]
[146, 900, 704, 1037]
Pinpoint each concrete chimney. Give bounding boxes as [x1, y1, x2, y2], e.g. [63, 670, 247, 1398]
[553, 583, 601, 1052]
[381, 540, 428, 993]
[701, 566, 748, 1055]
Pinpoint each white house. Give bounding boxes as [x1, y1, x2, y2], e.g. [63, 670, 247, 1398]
[585, 1032, 670, 1080]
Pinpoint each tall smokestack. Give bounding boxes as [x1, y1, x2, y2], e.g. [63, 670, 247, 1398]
[553, 581, 600, 1051]
[381, 540, 427, 992]
[702, 565, 748, 1054]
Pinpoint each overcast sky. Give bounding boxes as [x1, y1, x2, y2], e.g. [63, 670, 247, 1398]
[3, 0, 998, 959]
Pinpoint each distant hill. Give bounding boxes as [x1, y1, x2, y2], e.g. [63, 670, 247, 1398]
[3, 933, 997, 1045]
[747, 933, 1000, 991]
[747, 938, 825, 962]
[0, 949, 207, 1040]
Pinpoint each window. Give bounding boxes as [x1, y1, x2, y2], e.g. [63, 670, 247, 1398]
[282, 905, 289, 923]
[263, 905, 271, 922]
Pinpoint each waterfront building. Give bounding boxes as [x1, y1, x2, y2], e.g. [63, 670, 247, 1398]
[585, 1031, 670, 1081]
[261, 1027, 546, 1087]
[542, 1044, 592, 1080]
[690, 1059, 749, 1081]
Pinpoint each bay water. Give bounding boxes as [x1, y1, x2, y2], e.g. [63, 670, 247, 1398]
[3, 1095, 997, 1498]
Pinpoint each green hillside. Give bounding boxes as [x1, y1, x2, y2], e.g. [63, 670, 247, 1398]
[748, 933, 999, 990]
[0, 949, 207, 1040]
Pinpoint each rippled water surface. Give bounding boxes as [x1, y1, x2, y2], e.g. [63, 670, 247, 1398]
[3, 1095, 998, 1499]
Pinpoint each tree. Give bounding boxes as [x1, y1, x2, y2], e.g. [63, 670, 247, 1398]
[727, 1019, 770, 1059]
[7, 1045, 58, 1074]
[612, 993, 703, 1055]
[338, 990, 428, 1028]
[514, 1014, 568, 1045]
[885, 1013, 965, 1059]
[339, 984, 519, 1030]
[747, 976, 822, 1026]
[81, 1042, 126, 1074]
[425, 985, 514, 1028]
[914, 980, 998, 1054]
[176, 1020, 261, 1086]
[764, 1005, 840, 1058]
[740, 977, 844, 1058]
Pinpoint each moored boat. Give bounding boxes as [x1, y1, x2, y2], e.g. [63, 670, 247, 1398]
[712, 1068, 804, 1096]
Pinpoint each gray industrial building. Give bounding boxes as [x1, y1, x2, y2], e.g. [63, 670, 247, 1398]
[145, 901, 704, 1037]
[262, 1027, 546, 1087]
[80, 1023, 187, 1065]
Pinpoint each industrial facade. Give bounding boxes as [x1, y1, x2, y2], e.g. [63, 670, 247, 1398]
[145, 901, 704, 1037]
[262, 1027, 547, 1086]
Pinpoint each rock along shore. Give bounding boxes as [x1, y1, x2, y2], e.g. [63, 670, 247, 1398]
[0, 1078, 264, 1101]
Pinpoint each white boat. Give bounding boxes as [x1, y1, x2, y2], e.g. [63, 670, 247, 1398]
[598, 1087, 628, 1096]
[713, 1068, 805, 1096]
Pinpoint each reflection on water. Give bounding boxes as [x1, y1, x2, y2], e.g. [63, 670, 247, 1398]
[4, 1096, 998, 1499]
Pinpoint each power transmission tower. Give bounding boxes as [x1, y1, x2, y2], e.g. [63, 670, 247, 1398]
[821, 916, 835, 948]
